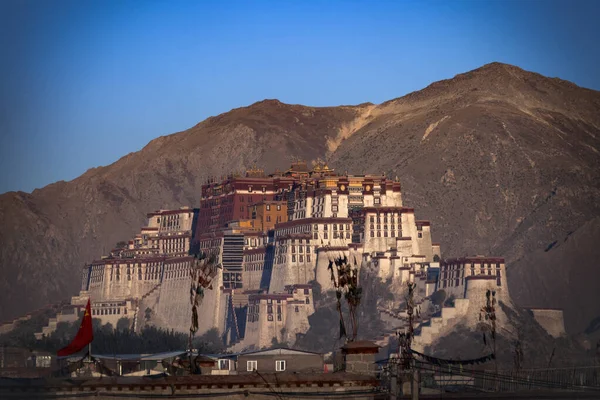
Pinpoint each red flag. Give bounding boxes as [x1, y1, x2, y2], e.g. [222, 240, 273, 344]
[57, 299, 94, 357]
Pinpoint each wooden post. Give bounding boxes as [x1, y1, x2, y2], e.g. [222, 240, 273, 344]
[412, 369, 419, 400]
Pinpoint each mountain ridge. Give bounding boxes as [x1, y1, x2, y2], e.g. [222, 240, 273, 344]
[1, 63, 599, 337]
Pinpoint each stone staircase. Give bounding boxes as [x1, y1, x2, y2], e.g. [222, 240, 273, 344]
[132, 283, 162, 333]
[33, 301, 81, 339]
[412, 298, 470, 352]
[231, 292, 249, 308]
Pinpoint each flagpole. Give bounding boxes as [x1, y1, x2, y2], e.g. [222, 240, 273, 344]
[87, 298, 92, 364]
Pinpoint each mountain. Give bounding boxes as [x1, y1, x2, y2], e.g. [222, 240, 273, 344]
[1, 63, 599, 336]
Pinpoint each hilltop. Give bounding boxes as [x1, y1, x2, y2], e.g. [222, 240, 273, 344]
[1, 62, 599, 338]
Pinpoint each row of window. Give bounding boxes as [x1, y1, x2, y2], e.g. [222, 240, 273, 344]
[92, 307, 126, 316]
[243, 360, 286, 372]
[368, 213, 402, 223]
[315, 232, 351, 240]
[245, 263, 272, 272]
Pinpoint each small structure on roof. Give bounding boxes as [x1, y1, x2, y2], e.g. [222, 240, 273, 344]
[340, 340, 380, 376]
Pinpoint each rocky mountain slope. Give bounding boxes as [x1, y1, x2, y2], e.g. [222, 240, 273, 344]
[1, 63, 599, 336]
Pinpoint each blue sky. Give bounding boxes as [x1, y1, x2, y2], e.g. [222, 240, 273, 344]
[1, 0, 599, 194]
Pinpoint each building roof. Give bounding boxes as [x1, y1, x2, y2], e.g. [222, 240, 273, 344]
[238, 347, 323, 357]
[341, 340, 380, 350]
[91, 351, 186, 361]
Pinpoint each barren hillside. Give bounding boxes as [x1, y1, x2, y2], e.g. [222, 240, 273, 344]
[1, 63, 599, 335]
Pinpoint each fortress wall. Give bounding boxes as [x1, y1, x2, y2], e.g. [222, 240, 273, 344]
[214, 290, 229, 335]
[396, 239, 414, 259]
[154, 275, 190, 333]
[371, 257, 394, 281]
[269, 263, 290, 293]
[315, 248, 350, 291]
[285, 302, 311, 345]
[401, 213, 418, 254]
[291, 260, 313, 290]
[243, 268, 264, 291]
[242, 317, 260, 350]
[463, 277, 510, 327]
[364, 237, 396, 253]
[153, 269, 224, 335]
[416, 227, 434, 262]
[271, 258, 317, 293]
[529, 309, 566, 338]
[442, 280, 464, 299]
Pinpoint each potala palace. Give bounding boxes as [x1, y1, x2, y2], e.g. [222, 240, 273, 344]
[38, 161, 565, 350]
